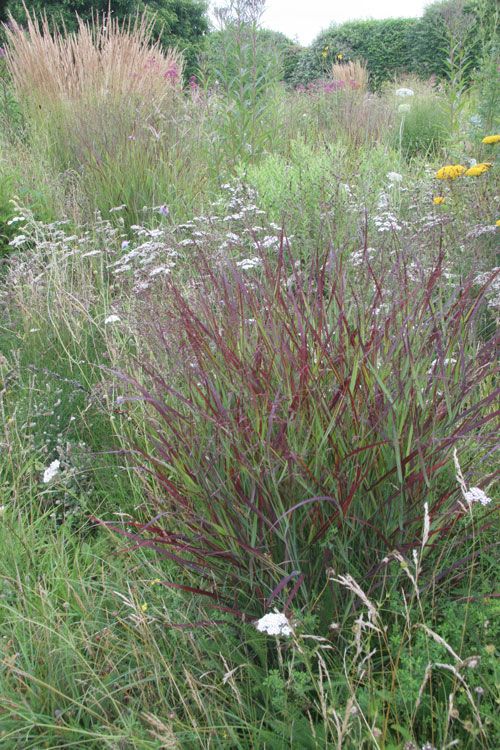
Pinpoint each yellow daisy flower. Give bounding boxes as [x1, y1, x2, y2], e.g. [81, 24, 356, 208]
[496, 220, 500, 227]
[433, 196, 445, 205]
[482, 135, 500, 145]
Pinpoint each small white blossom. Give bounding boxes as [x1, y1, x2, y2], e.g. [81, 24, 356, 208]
[236, 257, 261, 270]
[387, 172, 403, 183]
[398, 103, 411, 113]
[396, 87, 414, 97]
[43, 459, 60, 483]
[255, 612, 292, 637]
[104, 314, 121, 324]
[463, 487, 492, 506]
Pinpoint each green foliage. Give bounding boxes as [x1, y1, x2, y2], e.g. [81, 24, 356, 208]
[396, 94, 450, 157]
[414, 0, 498, 81]
[0, 7, 498, 748]
[203, 1, 283, 165]
[293, 18, 419, 88]
[471, 42, 500, 135]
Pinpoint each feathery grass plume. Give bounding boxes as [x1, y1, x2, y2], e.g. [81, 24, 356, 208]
[2, 7, 188, 222]
[3, 8, 183, 111]
[330, 59, 368, 91]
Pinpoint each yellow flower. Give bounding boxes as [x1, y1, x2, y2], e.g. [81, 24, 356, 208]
[433, 196, 445, 205]
[496, 220, 500, 227]
[482, 134, 500, 144]
[151, 578, 162, 585]
[435, 164, 466, 180]
[337, 53, 343, 60]
[140, 603, 148, 612]
[465, 162, 492, 176]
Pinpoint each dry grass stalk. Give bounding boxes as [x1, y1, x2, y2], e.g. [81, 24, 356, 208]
[330, 59, 368, 91]
[4, 7, 183, 110]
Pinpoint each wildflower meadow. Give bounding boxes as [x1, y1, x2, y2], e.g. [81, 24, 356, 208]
[0, 1, 498, 748]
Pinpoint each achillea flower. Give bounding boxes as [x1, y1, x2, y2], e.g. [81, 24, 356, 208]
[433, 196, 445, 205]
[255, 612, 292, 636]
[43, 459, 60, 483]
[387, 171, 403, 183]
[482, 134, 500, 144]
[465, 162, 492, 176]
[395, 87, 414, 97]
[435, 164, 466, 180]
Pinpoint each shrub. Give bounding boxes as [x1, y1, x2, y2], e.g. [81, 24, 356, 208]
[101, 238, 497, 625]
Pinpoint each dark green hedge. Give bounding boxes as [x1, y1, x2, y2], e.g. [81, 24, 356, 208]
[290, 0, 499, 88]
[291, 18, 420, 88]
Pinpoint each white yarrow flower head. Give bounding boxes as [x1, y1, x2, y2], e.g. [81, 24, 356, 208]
[387, 172, 403, 183]
[464, 487, 491, 506]
[43, 459, 60, 484]
[255, 611, 292, 637]
[104, 314, 121, 324]
[395, 87, 414, 97]
[453, 449, 492, 507]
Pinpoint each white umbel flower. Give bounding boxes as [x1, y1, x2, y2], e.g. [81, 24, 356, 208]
[463, 487, 491, 506]
[453, 449, 492, 507]
[43, 459, 60, 483]
[104, 314, 121, 324]
[387, 172, 403, 183]
[395, 87, 414, 97]
[255, 612, 292, 637]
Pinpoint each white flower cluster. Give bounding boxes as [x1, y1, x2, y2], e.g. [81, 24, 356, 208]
[395, 87, 414, 98]
[255, 611, 292, 637]
[387, 172, 403, 184]
[236, 256, 261, 270]
[43, 459, 61, 483]
[453, 449, 492, 508]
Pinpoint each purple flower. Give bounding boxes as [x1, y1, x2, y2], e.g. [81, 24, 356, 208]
[164, 66, 179, 83]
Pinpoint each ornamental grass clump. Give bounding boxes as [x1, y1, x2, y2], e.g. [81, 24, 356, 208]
[102, 243, 497, 625]
[3, 9, 190, 222]
[330, 59, 368, 91]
